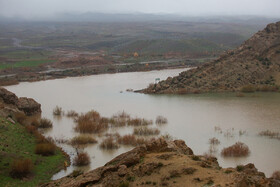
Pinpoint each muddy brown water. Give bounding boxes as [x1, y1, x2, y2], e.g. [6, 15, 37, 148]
[5, 68, 280, 179]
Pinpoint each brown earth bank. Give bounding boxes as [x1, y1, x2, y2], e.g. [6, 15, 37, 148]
[41, 138, 280, 187]
[140, 21, 280, 94]
[0, 60, 193, 86]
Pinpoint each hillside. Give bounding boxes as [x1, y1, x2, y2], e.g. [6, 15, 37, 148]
[42, 138, 280, 187]
[141, 21, 280, 94]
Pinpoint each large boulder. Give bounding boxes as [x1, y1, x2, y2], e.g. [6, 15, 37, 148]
[17, 97, 41, 116]
[0, 87, 41, 116]
[0, 87, 18, 105]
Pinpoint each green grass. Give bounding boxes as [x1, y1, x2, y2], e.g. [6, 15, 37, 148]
[0, 59, 54, 70]
[0, 117, 67, 187]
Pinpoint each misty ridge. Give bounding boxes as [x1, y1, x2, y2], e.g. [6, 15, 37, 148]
[0, 12, 279, 25]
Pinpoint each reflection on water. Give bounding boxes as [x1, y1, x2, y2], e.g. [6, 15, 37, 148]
[5, 68, 280, 179]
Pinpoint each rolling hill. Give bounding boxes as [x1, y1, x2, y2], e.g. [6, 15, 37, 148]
[141, 21, 280, 94]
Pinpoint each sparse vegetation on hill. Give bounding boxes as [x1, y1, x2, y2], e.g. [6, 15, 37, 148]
[42, 138, 280, 187]
[141, 21, 280, 94]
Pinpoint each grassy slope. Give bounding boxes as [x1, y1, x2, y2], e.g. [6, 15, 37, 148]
[0, 117, 66, 187]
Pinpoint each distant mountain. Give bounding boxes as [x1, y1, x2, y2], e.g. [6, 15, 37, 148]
[0, 12, 278, 25]
[141, 21, 280, 94]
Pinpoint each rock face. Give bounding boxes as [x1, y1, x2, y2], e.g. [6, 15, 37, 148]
[0, 87, 18, 105]
[0, 87, 41, 116]
[17, 97, 41, 116]
[141, 21, 280, 94]
[41, 138, 279, 187]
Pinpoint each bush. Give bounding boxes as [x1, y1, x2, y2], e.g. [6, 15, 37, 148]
[14, 112, 28, 125]
[272, 171, 280, 180]
[208, 137, 220, 145]
[73, 152, 91, 166]
[100, 137, 119, 149]
[75, 110, 108, 133]
[10, 159, 33, 179]
[236, 165, 244, 172]
[35, 143, 56, 156]
[155, 116, 168, 125]
[25, 124, 37, 134]
[241, 85, 256, 93]
[66, 110, 79, 118]
[259, 130, 279, 139]
[127, 118, 153, 126]
[117, 134, 148, 146]
[39, 118, 53, 128]
[53, 106, 63, 116]
[221, 142, 250, 157]
[71, 135, 98, 145]
[133, 127, 160, 136]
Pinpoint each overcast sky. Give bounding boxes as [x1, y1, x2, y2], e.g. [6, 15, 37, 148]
[0, 0, 280, 19]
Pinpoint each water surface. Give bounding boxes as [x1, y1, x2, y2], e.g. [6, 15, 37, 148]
[6, 68, 280, 179]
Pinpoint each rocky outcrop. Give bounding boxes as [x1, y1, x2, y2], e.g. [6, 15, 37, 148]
[41, 138, 279, 187]
[0, 87, 18, 105]
[0, 87, 41, 116]
[17, 97, 41, 116]
[141, 21, 280, 94]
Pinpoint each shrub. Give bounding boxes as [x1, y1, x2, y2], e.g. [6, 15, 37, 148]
[127, 118, 153, 126]
[35, 143, 56, 156]
[221, 142, 250, 157]
[66, 110, 79, 118]
[25, 124, 37, 134]
[259, 130, 279, 139]
[75, 110, 108, 133]
[272, 171, 280, 180]
[31, 119, 40, 127]
[99, 137, 119, 149]
[133, 127, 160, 136]
[117, 134, 136, 145]
[182, 167, 196, 175]
[155, 116, 168, 125]
[73, 152, 90, 166]
[71, 135, 97, 145]
[109, 117, 126, 127]
[236, 165, 244, 172]
[53, 106, 63, 116]
[241, 85, 256, 93]
[208, 137, 220, 145]
[10, 159, 33, 179]
[117, 134, 148, 146]
[39, 118, 53, 128]
[14, 112, 28, 125]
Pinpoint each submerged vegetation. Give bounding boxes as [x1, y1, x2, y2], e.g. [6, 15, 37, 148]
[39, 118, 53, 128]
[221, 142, 250, 157]
[117, 134, 148, 146]
[259, 130, 280, 140]
[155, 115, 168, 125]
[74, 110, 108, 133]
[133, 127, 160, 136]
[73, 152, 91, 166]
[71, 135, 98, 145]
[100, 137, 120, 149]
[53, 106, 63, 116]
